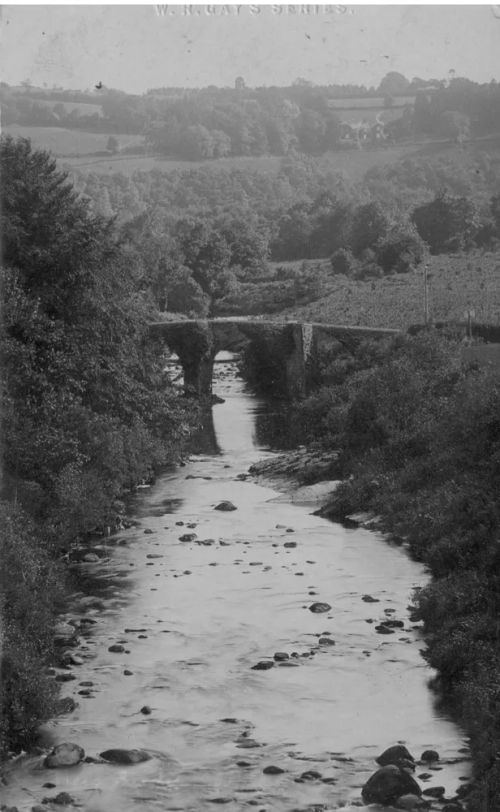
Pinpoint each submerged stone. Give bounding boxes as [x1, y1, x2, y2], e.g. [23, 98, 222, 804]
[99, 748, 151, 765]
[44, 742, 85, 768]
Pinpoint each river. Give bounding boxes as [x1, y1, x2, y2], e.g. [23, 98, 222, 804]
[1, 359, 470, 812]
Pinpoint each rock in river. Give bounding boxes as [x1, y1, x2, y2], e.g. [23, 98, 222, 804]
[251, 660, 274, 671]
[377, 744, 415, 768]
[44, 742, 85, 768]
[99, 748, 151, 765]
[362, 765, 421, 806]
[420, 749, 440, 763]
[309, 602, 332, 614]
[214, 501, 237, 511]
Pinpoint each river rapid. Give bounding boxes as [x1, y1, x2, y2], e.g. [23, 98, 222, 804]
[2, 360, 470, 812]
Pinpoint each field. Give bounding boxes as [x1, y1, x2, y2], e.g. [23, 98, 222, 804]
[3, 123, 424, 178]
[25, 98, 104, 117]
[276, 252, 500, 330]
[2, 125, 144, 158]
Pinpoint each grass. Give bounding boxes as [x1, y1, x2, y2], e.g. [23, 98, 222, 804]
[277, 251, 500, 329]
[3, 123, 431, 178]
[2, 125, 144, 158]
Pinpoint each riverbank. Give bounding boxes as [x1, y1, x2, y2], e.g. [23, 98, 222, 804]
[275, 330, 500, 811]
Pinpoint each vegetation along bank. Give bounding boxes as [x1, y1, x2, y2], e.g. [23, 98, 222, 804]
[0, 136, 199, 759]
[264, 330, 499, 811]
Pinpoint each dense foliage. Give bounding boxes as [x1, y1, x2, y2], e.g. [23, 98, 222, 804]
[293, 332, 500, 810]
[0, 136, 198, 756]
[63, 144, 500, 317]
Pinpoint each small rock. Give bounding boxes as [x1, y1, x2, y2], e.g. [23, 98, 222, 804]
[143, 529, 154, 535]
[123, 670, 133, 676]
[140, 705, 152, 715]
[301, 770, 322, 780]
[263, 765, 285, 775]
[108, 644, 125, 653]
[99, 748, 151, 765]
[251, 661, 274, 671]
[309, 602, 332, 614]
[284, 541, 297, 548]
[422, 786, 445, 798]
[273, 652, 289, 661]
[214, 501, 237, 511]
[375, 625, 395, 634]
[44, 742, 85, 768]
[179, 533, 197, 542]
[381, 619, 405, 628]
[318, 637, 336, 646]
[421, 750, 440, 763]
[32, 806, 47, 812]
[42, 792, 75, 806]
[362, 595, 380, 603]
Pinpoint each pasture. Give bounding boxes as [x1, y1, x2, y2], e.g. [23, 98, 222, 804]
[279, 252, 500, 330]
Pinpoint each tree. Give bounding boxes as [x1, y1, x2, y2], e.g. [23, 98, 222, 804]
[438, 111, 471, 144]
[166, 267, 210, 317]
[378, 71, 410, 97]
[106, 135, 120, 154]
[375, 222, 425, 274]
[412, 192, 479, 253]
[349, 201, 390, 258]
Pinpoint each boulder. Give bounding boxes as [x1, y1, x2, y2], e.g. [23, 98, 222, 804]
[55, 697, 77, 715]
[99, 748, 151, 765]
[420, 749, 439, 763]
[362, 765, 421, 806]
[377, 745, 415, 768]
[263, 765, 285, 775]
[214, 501, 237, 511]
[53, 623, 78, 646]
[44, 742, 85, 768]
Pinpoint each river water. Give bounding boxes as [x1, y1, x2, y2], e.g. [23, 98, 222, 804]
[2, 361, 470, 811]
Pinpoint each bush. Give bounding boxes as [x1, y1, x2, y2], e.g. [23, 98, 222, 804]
[330, 247, 356, 277]
[0, 501, 64, 757]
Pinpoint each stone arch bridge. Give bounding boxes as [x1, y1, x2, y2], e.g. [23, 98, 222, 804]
[149, 318, 399, 399]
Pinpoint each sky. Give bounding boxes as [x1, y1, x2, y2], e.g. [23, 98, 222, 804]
[1, 4, 499, 93]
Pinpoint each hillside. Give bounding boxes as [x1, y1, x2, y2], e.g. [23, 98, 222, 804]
[276, 252, 500, 329]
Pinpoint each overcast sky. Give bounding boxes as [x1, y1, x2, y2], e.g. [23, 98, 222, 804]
[1, 4, 499, 93]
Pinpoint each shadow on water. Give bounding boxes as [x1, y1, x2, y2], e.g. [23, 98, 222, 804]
[253, 400, 302, 451]
[188, 406, 221, 456]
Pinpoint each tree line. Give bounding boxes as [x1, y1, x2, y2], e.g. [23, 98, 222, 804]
[0, 136, 199, 757]
[3, 73, 500, 157]
[71, 149, 500, 317]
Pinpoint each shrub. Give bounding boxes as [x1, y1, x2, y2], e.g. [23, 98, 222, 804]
[330, 247, 356, 277]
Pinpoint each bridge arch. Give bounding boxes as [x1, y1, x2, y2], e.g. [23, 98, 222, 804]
[149, 319, 399, 400]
